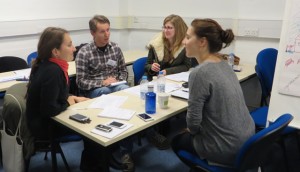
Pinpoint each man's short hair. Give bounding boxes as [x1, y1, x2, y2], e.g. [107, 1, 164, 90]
[89, 15, 110, 32]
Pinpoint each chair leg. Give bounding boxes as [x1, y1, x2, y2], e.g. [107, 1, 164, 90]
[44, 151, 48, 160]
[51, 141, 58, 172]
[25, 158, 31, 172]
[138, 133, 142, 146]
[56, 143, 71, 172]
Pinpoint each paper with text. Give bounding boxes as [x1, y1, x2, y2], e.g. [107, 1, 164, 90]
[91, 120, 133, 139]
[165, 72, 190, 82]
[98, 107, 135, 120]
[88, 95, 127, 109]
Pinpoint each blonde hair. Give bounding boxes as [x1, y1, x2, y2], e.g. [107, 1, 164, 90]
[162, 14, 187, 62]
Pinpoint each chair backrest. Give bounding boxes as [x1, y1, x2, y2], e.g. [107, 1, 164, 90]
[132, 57, 147, 85]
[255, 48, 278, 104]
[235, 113, 293, 171]
[0, 56, 28, 73]
[27, 52, 38, 67]
[73, 43, 87, 60]
[1, 83, 35, 159]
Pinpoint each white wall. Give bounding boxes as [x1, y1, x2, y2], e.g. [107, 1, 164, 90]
[0, 0, 121, 60]
[0, 0, 286, 65]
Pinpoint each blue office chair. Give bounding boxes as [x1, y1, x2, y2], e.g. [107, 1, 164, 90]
[177, 113, 293, 172]
[250, 48, 278, 130]
[27, 51, 38, 67]
[255, 48, 278, 106]
[132, 57, 147, 85]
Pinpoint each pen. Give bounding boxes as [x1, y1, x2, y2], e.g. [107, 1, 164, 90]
[16, 77, 29, 81]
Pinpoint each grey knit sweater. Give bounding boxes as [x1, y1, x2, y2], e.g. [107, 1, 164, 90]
[187, 60, 255, 166]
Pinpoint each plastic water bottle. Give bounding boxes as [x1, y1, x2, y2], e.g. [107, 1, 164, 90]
[228, 53, 234, 68]
[140, 76, 148, 100]
[145, 83, 156, 114]
[157, 71, 166, 93]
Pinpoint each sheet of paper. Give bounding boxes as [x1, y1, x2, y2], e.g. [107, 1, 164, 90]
[109, 80, 127, 87]
[171, 89, 189, 100]
[88, 95, 128, 109]
[91, 120, 133, 139]
[123, 86, 140, 96]
[165, 71, 190, 82]
[123, 82, 181, 97]
[0, 75, 23, 83]
[98, 107, 135, 120]
[14, 68, 31, 78]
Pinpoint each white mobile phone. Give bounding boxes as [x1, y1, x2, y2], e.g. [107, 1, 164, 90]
[108, 121, 126, 129]
[137, 113, 154, 122]
[96, 124, 112, 132]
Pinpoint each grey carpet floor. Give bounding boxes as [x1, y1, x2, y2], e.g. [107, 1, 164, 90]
[1, 115, 190, 172]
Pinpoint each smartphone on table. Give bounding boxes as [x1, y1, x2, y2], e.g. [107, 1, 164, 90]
[108, 121, 126, 129]
[69, 114, 90, 123]
[137, 113, 154, 122]
[95, 124, 112, 132]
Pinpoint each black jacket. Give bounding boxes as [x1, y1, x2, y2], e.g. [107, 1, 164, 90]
[26, 61, 69, 138]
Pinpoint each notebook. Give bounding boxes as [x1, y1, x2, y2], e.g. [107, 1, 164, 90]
[170, 89, 189, 100]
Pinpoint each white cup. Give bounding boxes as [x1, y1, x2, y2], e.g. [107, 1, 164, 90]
[158, 93, 170, 109]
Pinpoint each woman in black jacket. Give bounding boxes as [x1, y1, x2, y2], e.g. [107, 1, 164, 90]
[26, 27, 103, 171]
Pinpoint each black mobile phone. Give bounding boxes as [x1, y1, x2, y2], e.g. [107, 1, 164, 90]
[137, 113, 153, 122]
[108, 121, 126, 129]
[69, 114, 90, 123]
[96, 124, 112, 132]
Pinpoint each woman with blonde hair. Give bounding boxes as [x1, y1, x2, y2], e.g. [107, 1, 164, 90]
[145, 14, 191, 80]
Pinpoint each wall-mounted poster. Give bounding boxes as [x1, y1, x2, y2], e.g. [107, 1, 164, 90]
[278, 0, 300, 97]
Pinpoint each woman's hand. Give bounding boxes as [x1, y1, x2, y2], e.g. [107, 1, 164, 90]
[67, 96, 76, 105]
[73, 96, 90, 103]
[179, 128, 190, 134]
[151, 63, 160, 72]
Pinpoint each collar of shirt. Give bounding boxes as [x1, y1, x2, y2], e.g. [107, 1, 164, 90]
[91, 41, 112, 53]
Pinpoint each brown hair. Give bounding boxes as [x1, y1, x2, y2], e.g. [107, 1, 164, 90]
[89, 15, 110, 32]
[162, 14, 187, 62]
[191, 18, 234, 53]
[29, 27, 68, 84]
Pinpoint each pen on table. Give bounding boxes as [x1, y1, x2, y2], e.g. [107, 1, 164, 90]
[16, 77, 29, 81]
[69, 107, 88, 110]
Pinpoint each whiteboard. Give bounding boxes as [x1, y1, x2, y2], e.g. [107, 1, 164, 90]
[269, 0, 300, 128]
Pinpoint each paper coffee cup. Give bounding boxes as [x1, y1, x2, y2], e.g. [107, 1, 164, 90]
[158, 93, 169, 109]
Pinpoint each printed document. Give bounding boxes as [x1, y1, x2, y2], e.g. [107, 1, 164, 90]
[88, 95, 127, 109]
[91, 120, 133, 139]
[98, 107, 135, 120]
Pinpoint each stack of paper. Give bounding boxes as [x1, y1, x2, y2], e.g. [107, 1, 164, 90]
[98, 107, 135, 120]
[171, 89, 189, 100]
[91, 120, 133, 139]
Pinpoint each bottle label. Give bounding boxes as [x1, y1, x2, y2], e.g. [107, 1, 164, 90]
[140, 91, 146, 100]
[157, 84, 165, 93]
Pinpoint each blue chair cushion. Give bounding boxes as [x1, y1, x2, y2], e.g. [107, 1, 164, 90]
[58, 134, 82, 143]
[0, 92, 5, 98]
[177, 150, 234, 172]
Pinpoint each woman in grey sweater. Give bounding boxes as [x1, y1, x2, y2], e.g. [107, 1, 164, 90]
[172, 18, 255, 168]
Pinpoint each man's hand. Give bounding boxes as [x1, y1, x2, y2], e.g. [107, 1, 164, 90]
[102, 76, 118, 86]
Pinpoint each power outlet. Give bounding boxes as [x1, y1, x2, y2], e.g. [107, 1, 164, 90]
[244, 28, 259, 37]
